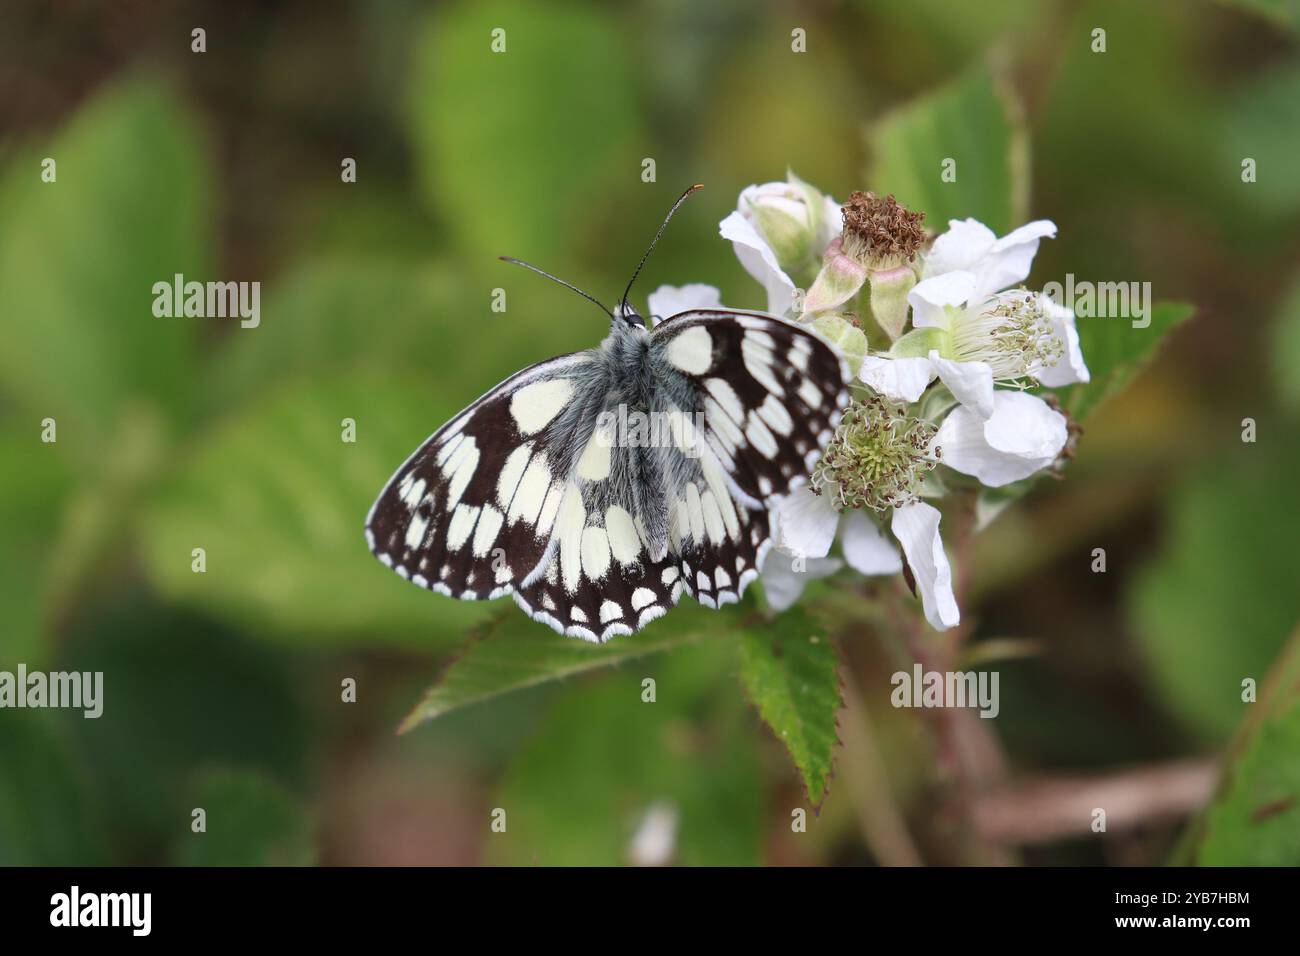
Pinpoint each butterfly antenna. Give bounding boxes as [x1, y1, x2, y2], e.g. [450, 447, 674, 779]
[620, 183, 703, 319]
[498, 257, 615, 320]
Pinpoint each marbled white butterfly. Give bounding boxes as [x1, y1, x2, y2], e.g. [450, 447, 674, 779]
[365, 187, 850, 642]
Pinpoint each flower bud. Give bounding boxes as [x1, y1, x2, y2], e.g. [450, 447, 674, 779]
[802, 237, 868, 316]
[866, 265, 917, 342]
[737, 172, 836, 284]
[811, 312, 868, 376]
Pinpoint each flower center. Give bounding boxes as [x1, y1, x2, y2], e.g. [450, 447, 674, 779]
[812, 395, 939, 513]
[950, 290, 1065, 383]
[840, 191, 926, 270]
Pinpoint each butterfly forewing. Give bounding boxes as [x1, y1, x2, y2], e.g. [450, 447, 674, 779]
[365, 353, 601, 599]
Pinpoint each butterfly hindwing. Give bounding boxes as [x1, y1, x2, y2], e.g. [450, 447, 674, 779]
[648, 309, 850, 505]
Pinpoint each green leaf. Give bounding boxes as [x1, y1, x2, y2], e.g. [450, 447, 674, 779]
[1062, 302, 1194, 421]
[176, 769, 314, 866]
[141, 372, 495, 648]
[205, 257, 515, 416]
[865, 65, 1028, 234]
[1188, 625, 1300, 866]
[0, 713, 109, 865]
[409, 0, 641, 263]
[66, 602, 309, 854]
[1130, 433, 1300, 741]
[737, 608, 842, 808]
[0, 424, 73, 666]
[487, 638, 763, 865]
[0, 80, 209, 455]
[400, 603, 723, 732]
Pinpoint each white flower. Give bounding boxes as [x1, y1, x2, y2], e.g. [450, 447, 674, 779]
[646, 283, 722, 325]
[933, 390, 1068, 487]
[719, 173, 840, 316]
[922, 218, 1057, 298]
[860, 218, 1088, 419]
[764, 487, 959, 631]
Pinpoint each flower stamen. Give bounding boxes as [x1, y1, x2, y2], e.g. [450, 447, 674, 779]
[951, 289, 1066, 385]
[812, 395, 939, 512]
[840, 191, 926, 271]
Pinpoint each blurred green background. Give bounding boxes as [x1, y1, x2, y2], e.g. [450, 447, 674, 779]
[1, 0, 1299, 866]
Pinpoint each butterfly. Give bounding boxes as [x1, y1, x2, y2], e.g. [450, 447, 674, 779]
[365, 186, 850, 642]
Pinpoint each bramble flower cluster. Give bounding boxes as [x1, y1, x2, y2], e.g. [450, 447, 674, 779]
[656, 173, 1089, 631]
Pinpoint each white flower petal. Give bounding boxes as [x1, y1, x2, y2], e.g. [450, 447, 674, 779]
[858, 354, 936, 402]
[971, 219, 1056, 301]
[646, 283, 722, 325]
[719, 209, 797, 316]
[935, 391, 1067, 487]
[929, 350, 995, 419]
[908, 271, 977, 329]
[890, 502, 959, 631]
[1034, 294, 1090, 387]
[841, 511, 902, 576]
[922, 218, 996, 278]
[818, 194, 843, 251]
[772, 485, 840, 558]
[759, 550, 843, 612]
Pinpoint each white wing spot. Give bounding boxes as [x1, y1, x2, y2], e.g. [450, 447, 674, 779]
[510, 378, 574, 434]
[798, 378, 823, 409]
[472, 504, 504, 557]
[557, 485, 587, 592]
[742, 335, 783, 396]
[662, 566, 679, 585]
[444, 437, 480, 511]
[666, 325, 713, 374]
[745, 413, 779, 459]
[509, 452, 552, 524]
[536, 481, 566, 537]
[705, 378, 744, 423]
[700, 491, 725, 545]
[605, 506, 642, 565]
[580, 525, 612, 580]
[600, 600, 623, 623]
[576, 423, 613, 481]
[446, 504, 479, 551]
[757, 393, 794, 436]
[631, 587, 657, 611]
[685, 483, 706, 544]
[496, 443, 532, 507]
[404, 513, 429, 551]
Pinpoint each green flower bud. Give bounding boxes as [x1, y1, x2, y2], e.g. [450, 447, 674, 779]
[866, 264, 917, 343]
[811, 312, 869, 376]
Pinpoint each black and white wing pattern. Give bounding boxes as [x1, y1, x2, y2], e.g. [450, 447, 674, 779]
[644, 309, 851, 612]
[365, 307, 849, 642]
[365, 352, 599, 604]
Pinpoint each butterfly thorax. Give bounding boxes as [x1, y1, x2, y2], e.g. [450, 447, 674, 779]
[599, 314, 655, 409]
